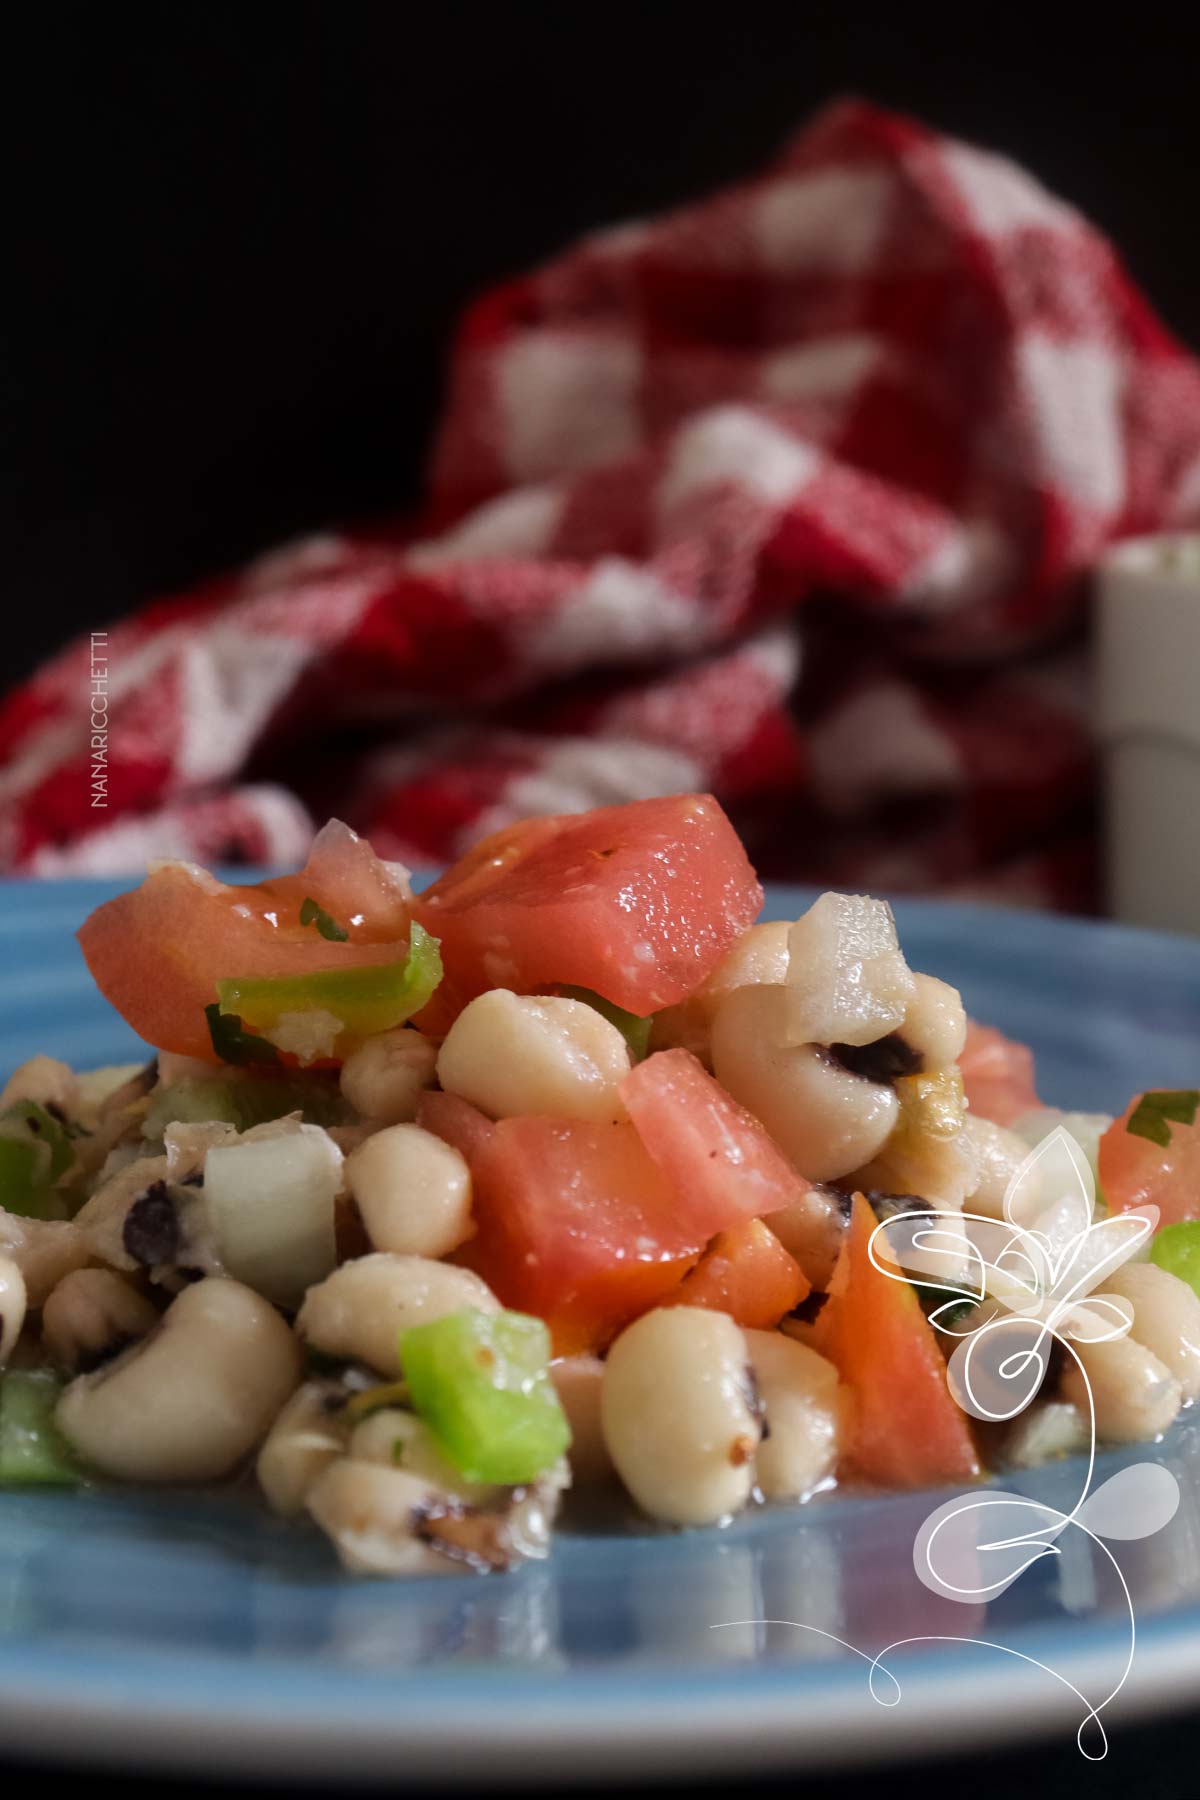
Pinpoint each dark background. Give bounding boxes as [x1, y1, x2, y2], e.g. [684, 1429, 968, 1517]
[6, 4, 1200, 684]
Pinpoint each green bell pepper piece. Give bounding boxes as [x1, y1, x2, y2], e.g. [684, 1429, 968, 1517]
[215, 923, 442, 1042]
[399, 1307, 570, 1485]
[0, 1370, 79, 1486]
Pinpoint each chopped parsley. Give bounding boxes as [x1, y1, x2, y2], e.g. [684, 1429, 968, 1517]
[1126, 1089, 1200, 1149]
[299, 897, 349, 943]
[204, 1002, 282, 1067]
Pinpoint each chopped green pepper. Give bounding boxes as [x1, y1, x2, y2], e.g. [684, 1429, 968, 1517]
[399, 1307, 570, 1485]
[558, 985, 652, 1061]
[215, 923, 442, 1046]
[0, 1370, 79, 1486]
[3, 1103, 77, 1181]
[0, 1117, 66, 1220]
[1151, 1222, 1200, 1298]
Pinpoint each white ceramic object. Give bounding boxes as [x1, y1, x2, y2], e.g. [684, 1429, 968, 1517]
[1098, 533, 1200, 934]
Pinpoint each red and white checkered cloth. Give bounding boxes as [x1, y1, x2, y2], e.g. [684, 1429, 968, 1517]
[5, 99, 1200, 903]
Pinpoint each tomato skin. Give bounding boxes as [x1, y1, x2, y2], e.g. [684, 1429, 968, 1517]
[1099, 1096, 1200, 1225]
[416, 1090, 495, 1167]
[409, 795, 762, 1017]
[463, 1117, 705, 1355]
[77, 822, 412, 1060]
[808, 1194, 980, 1488]
[959, 1021, 1039, 1126]
[621, 1048, 810, 1233]
[662, 1219, 809, 1327]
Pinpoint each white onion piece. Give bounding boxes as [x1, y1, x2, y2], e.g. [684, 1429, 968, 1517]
[204, 1127, 342, 1309]
[784, 892, 915, 1047]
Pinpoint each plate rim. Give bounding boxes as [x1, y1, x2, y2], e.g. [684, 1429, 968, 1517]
[2, 877, 1200, 1778]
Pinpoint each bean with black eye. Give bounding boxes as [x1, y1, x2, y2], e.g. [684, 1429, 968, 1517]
[122, 1181, 182, 1267]
[831, 1036, 923, 1083]
[744, 1329, 842, 1502]
[42, 1268, 160, 1375]
[57, 1277, 302, 1483]
[711, 986, 899, 1182]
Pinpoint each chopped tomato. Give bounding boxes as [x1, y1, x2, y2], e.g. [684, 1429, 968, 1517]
[416, 1090, 495, 1167]
[810, 1194, 980, 1488]
[959, 1021, 1039, 1126]
[77, 821, 413, 1061]
[264, 821, 412, 935]
[462, 1117, 705, 1354]
[409, 795, 761, 1017]
[1099, 1095, 1200, 1225]
[621, 1048, 809, 1234]
[663, 1220, 809, 1327]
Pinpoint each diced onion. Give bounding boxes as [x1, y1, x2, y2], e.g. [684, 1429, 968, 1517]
[203, 1127, 341, 1309]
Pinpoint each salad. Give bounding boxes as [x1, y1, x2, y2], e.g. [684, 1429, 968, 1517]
[0, 795, 1196, 1577]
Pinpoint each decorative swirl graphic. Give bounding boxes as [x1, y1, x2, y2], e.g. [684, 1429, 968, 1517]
[869, 1126, 1176, 1758]
[718, 1127, 1180, 1759]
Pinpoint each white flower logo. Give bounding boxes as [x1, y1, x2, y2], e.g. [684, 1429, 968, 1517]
[715, 1127, 1180, 1760]
[867, 1126, 1178, 1759]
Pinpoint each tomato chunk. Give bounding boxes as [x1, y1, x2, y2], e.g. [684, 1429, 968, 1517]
[810, 1194, 980, 1488]
[410, 795, 761, 1017]
[621, 1048, 808, 1233]
[463, 1117, 705, 1354]
[958, 1021, 1039, 1126]
[1099, 1094, 1200, 1225]
[663, 1219, 809, 1327]
[77, 821, 412, 1060]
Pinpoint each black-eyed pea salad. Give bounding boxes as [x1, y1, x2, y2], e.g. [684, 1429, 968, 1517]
[0, 797, 1194, 1575]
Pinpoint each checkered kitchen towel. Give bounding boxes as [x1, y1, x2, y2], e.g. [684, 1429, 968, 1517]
[5, 99, 1200, 902]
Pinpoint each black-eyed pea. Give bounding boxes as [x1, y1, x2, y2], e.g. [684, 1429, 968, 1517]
[1097, 1263, 1200, 1402]
[0, 1215, 89, 1308]
[42, 1268, 160, 1375]
[305, 1458, 459, 1576]
[338, 1029, 438, 1124]
[257, 1380, 349, 1517]
[962, 1115, 1033, 1219]
[0, 1054, 79, 1116]
[711, 985, 899, 1182]
[649, 922, 792, 1067]
[56, 1277, 302, 1482]
[349, 1408, 497, 1505]
[295, 1253, 499, 1378]
[701, 920, 791, 1012]
[765, 1185, 847, 1290]
[346, 1125, 473, 1260]
[1004, 1399, 1091, 1468]
[601, 1307, 760, 1526]
[744, 1328, 842, 1502]
[550, 1354, 613, 1486]
[1059, 1333, 1182, 1444]
[0, 1256, 25, 1366]
[436, 990, 630, 1122]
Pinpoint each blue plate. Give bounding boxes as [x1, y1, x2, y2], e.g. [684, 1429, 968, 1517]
[1, 879, 1199, 1780]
